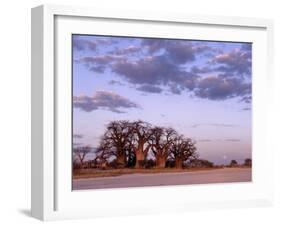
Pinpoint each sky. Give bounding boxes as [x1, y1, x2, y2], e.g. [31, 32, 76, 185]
[72, 34, 252, 165]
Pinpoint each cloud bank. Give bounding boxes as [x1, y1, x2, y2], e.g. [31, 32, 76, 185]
[73, 91, 139, 113]
[75, 36, 252, 105]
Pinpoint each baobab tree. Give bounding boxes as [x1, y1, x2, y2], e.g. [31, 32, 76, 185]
[169, 135, 197, 168]
[131, 120, 153, 168]
[150, 127, 177, 168]
[73, 145, 91, 168]
[96, 120, 133, 167]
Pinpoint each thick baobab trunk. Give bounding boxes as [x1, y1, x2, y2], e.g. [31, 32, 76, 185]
[134, 142, 147, 168]
[156, 155, 166, 168]
[175, 158, 183, 169]
[135, 150, 145, 168]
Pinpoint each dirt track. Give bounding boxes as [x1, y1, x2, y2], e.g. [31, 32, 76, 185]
[73, 168, 251, 190]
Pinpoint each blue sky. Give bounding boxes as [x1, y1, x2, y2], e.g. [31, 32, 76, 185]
[72, 35, 252, 164]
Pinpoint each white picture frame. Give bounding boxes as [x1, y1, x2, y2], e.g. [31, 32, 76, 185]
[31, 4, 274, 221]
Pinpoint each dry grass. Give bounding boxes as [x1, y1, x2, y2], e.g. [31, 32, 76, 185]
[72, 167, 226, 179]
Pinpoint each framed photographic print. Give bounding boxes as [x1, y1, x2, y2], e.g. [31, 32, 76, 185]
[31, 4, 274, 221]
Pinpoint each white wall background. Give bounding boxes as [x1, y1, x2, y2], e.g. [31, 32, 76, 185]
[0, 0, 280, 225]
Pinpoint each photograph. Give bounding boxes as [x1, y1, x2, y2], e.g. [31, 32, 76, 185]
[72, 34, 252, 190]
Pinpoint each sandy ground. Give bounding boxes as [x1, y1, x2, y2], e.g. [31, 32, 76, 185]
[72, 168, 251, 190]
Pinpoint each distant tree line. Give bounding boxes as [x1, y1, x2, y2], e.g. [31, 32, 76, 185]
[228, 158, 252, 167]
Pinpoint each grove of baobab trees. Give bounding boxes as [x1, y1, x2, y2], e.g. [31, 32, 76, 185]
[94, 120, 198, 169]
